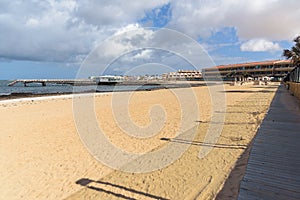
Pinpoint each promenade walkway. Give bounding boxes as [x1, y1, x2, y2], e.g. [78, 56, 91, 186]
[238, 85, 300, 199]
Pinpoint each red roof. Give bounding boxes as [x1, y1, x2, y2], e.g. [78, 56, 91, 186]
[206, 60, 292, 70]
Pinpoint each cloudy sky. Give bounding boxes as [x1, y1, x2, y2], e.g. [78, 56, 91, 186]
[0, 0, 299, 79]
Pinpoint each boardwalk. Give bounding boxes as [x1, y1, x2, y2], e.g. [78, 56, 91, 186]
[238, 85, 300, 199]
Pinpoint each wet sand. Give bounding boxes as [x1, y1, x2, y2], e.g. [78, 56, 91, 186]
[0, 84, 278, 200]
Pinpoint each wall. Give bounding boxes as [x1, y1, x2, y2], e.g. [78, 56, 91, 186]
[287, 82, 300, 100]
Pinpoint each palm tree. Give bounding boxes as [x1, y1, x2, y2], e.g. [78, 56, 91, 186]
[226, 71, 238, 81]
[242, 72, 251, 78]
[282, 35, 300, 66]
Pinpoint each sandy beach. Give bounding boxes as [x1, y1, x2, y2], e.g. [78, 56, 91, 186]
[0, 84, 278, 200]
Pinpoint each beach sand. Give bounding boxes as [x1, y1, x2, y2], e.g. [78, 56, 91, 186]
[0, 84, 278, 200]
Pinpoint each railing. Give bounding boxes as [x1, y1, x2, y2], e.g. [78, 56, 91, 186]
[284, 65, 300, 100]
[285, 65, 300, 82]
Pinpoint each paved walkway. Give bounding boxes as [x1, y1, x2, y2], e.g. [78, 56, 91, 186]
[238, 85, 300, 200]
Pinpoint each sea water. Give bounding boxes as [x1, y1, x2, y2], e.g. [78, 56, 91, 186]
[0, 80, 161, 97]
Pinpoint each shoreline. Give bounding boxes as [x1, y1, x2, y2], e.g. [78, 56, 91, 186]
[0, 82, 210, 102]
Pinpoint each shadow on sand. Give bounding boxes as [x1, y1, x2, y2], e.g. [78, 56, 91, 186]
[195, 120, 255, 125]
[251, 85, 279, 88]
[214, 111, 260, 115]
[160, 138, 247, 150]
[221, 90, 274, 93]
[75, 178, 169, 200]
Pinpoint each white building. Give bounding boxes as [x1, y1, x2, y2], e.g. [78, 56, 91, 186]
[89, 75, 124, 84]
[162, 70, 202, 80]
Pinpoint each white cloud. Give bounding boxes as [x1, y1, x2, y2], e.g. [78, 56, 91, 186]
[77, 25, 214, 77]
[0, 0, 299, 68]
[0, 0, 168, 63]
[240, 39, 280, 52]
[168, 0, 300, 40]
[25, 18, 40, 27]
[0, 0, 93, 62]
[132, 49, 153, 60]
[75, 1, 169, 27]
[99, 24, 155, 59]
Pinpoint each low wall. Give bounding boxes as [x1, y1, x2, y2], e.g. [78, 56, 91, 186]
[287, 82, 300, 100]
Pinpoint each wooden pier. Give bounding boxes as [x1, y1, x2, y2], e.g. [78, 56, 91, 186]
[8, 79, 97, 87]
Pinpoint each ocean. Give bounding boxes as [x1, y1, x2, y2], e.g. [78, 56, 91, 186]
[0, 80, 162, 98]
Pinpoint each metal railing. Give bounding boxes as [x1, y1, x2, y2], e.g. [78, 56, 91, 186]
[285, 65, 300, 82]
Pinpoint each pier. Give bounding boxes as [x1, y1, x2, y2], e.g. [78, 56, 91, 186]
[8, 79, 97, 87]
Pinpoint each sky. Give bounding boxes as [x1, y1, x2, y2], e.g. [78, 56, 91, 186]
[0, 0, 300, 79]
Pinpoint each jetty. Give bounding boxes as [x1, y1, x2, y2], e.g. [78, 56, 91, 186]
[8, 79, 97, 87]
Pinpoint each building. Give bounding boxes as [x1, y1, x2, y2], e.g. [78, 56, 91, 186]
[89, 75, 124, 84]
[162, 70, 202, 80]
[202, 60, 294, 81]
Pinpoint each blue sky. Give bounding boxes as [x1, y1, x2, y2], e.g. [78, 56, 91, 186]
[0, 0, 299, 79]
